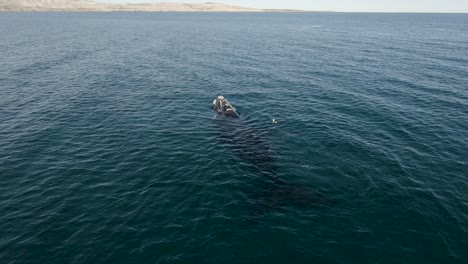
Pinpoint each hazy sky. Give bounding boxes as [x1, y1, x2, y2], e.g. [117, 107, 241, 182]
[103, 0, 468, 13]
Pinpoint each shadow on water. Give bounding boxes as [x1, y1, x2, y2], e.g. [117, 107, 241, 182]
[212, 113, 329, 222]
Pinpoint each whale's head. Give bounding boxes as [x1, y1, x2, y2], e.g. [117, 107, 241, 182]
[213, 95, 240, 118]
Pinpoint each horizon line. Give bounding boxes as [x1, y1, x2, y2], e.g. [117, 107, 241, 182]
[1, 10, 467, 13]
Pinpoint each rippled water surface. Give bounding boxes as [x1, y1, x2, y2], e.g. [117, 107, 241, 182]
[1, 12, 468, 263]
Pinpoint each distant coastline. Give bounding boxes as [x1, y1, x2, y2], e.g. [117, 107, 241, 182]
[0, 0, 330, 12]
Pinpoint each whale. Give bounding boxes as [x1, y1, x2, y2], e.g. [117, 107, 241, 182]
[212, 96, 327, 218]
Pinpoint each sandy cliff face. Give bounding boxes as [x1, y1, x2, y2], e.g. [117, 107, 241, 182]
[117, 2, 261, 12]
[0, 0, 262, 11]
[0, 0, 99, 11]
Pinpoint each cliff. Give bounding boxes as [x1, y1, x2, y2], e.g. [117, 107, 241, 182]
[0, 0, 268, 12]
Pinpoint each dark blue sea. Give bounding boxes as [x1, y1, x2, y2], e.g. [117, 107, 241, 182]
[1, 12, 467, 263]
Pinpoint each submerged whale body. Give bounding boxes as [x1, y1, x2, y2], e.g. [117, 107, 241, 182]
[212, 96, 327, 217]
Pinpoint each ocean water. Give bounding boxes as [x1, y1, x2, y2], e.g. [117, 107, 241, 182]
[1, 12, 467, 263]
